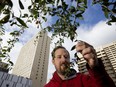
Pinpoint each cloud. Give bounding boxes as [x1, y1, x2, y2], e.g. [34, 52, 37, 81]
[77, 21, 116, 47]
[9, 43, 23, 64]
[18, 23, 39, 44]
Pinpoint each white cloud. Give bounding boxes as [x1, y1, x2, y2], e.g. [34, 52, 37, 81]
[9, 43, 23, 64]
[77, 21, 116, 47]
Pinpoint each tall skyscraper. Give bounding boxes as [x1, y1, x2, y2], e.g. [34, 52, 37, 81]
[78, 41, 116, 85]
[12, 30, 51, 87]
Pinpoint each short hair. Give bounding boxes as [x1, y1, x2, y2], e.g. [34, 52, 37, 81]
[51, 46, 70, 59]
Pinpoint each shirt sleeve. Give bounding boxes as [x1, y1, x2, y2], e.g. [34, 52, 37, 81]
[86, 58, 116, 87]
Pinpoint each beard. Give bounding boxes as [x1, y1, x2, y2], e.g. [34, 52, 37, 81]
[56, 63, 70, 75]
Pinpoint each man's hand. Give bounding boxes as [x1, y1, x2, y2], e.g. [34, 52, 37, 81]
[76, 40, 98, 69]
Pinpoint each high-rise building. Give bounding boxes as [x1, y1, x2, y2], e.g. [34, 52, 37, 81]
[12, 30, 51, 87]
[0, 62, 32, 87]
[77, 42, 116, 85]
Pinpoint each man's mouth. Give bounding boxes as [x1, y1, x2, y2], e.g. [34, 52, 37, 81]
[61, 63, 69, 69]
[61, 64, 66, 67]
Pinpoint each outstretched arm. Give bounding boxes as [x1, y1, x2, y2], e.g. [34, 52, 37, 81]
[76, 40, 116, 87]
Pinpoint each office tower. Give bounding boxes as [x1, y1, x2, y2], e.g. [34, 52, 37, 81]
[78, 42, 116, 85]
[0, 71, 32, 87]
[12, 30, 51, 87]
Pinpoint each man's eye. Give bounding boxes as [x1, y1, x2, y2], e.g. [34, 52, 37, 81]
[64, 56, 68, 59]
[57, 56, 61, 59]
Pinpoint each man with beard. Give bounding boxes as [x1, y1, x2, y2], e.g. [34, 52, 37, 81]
[44, 41, 116, 87]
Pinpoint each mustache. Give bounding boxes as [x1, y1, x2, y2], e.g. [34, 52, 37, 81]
[61, 62, 70, 67]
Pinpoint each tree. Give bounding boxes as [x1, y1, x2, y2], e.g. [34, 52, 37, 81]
[0, 0, 116, 70]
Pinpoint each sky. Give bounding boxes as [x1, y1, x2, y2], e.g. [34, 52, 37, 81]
[1, 0, 116, 83]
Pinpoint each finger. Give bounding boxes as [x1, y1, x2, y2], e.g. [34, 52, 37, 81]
[82, 47, 94, 55]
[83, 52, 95, 61]
[76, 40, 92, 53]
[82, 47, 96, 58]
[76, 41, 86, 52]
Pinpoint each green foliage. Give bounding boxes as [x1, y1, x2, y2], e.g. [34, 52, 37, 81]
[71, 45, 76, 51]
[0, 0, 116, 70]
[0, 14, 10, 23]
[16, 18, 28, 28]
[18, 0, 24, 9]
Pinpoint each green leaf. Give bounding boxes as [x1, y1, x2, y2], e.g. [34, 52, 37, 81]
[2, 49, 7, 52]
[27, 20, 32, 23]
[23, 14, 28, 17]
[76, 12, 84, 20]
[62, 1, 68, 10]
[28, 5, 31, 9]
[84, 0, 87, 6]
[7, 0, 13, 7]
[112, 9, 116, 13]
[70, 36, 74, 41]
[0, 14, 10, 24]
[78, 7, 85, 11]
[35, 0, 39, 3]
[10, 31, 20, 36]
[78, 16, 84, 20]
[0, 38, 2, 41]
[47, 26, 52, 32]
[104, 9, 109, 18]
[7, 48, 11, 52]
[107, 15, 116, 25]
[16, 17, 28, 28]
[110, 15, 116, 22]
[42, 16, 47, 22]
[71, 45, 76, 51]
[56, 0, 60, 6]
[70, 6, 76, 13]
[57, 5, 62, 9]
[46, 0, 53, 3]
[8, 60, 14, 66]
[107, 21, 112, 25]
[3, 9, 10, 14]
[0, 5, 5, 12]
[19, 0, 24, 9]
[78, 0, 83, 3]
[0, 54, 6, 57]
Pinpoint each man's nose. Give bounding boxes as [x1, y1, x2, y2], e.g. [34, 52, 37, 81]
[61, 56, 67, 62]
